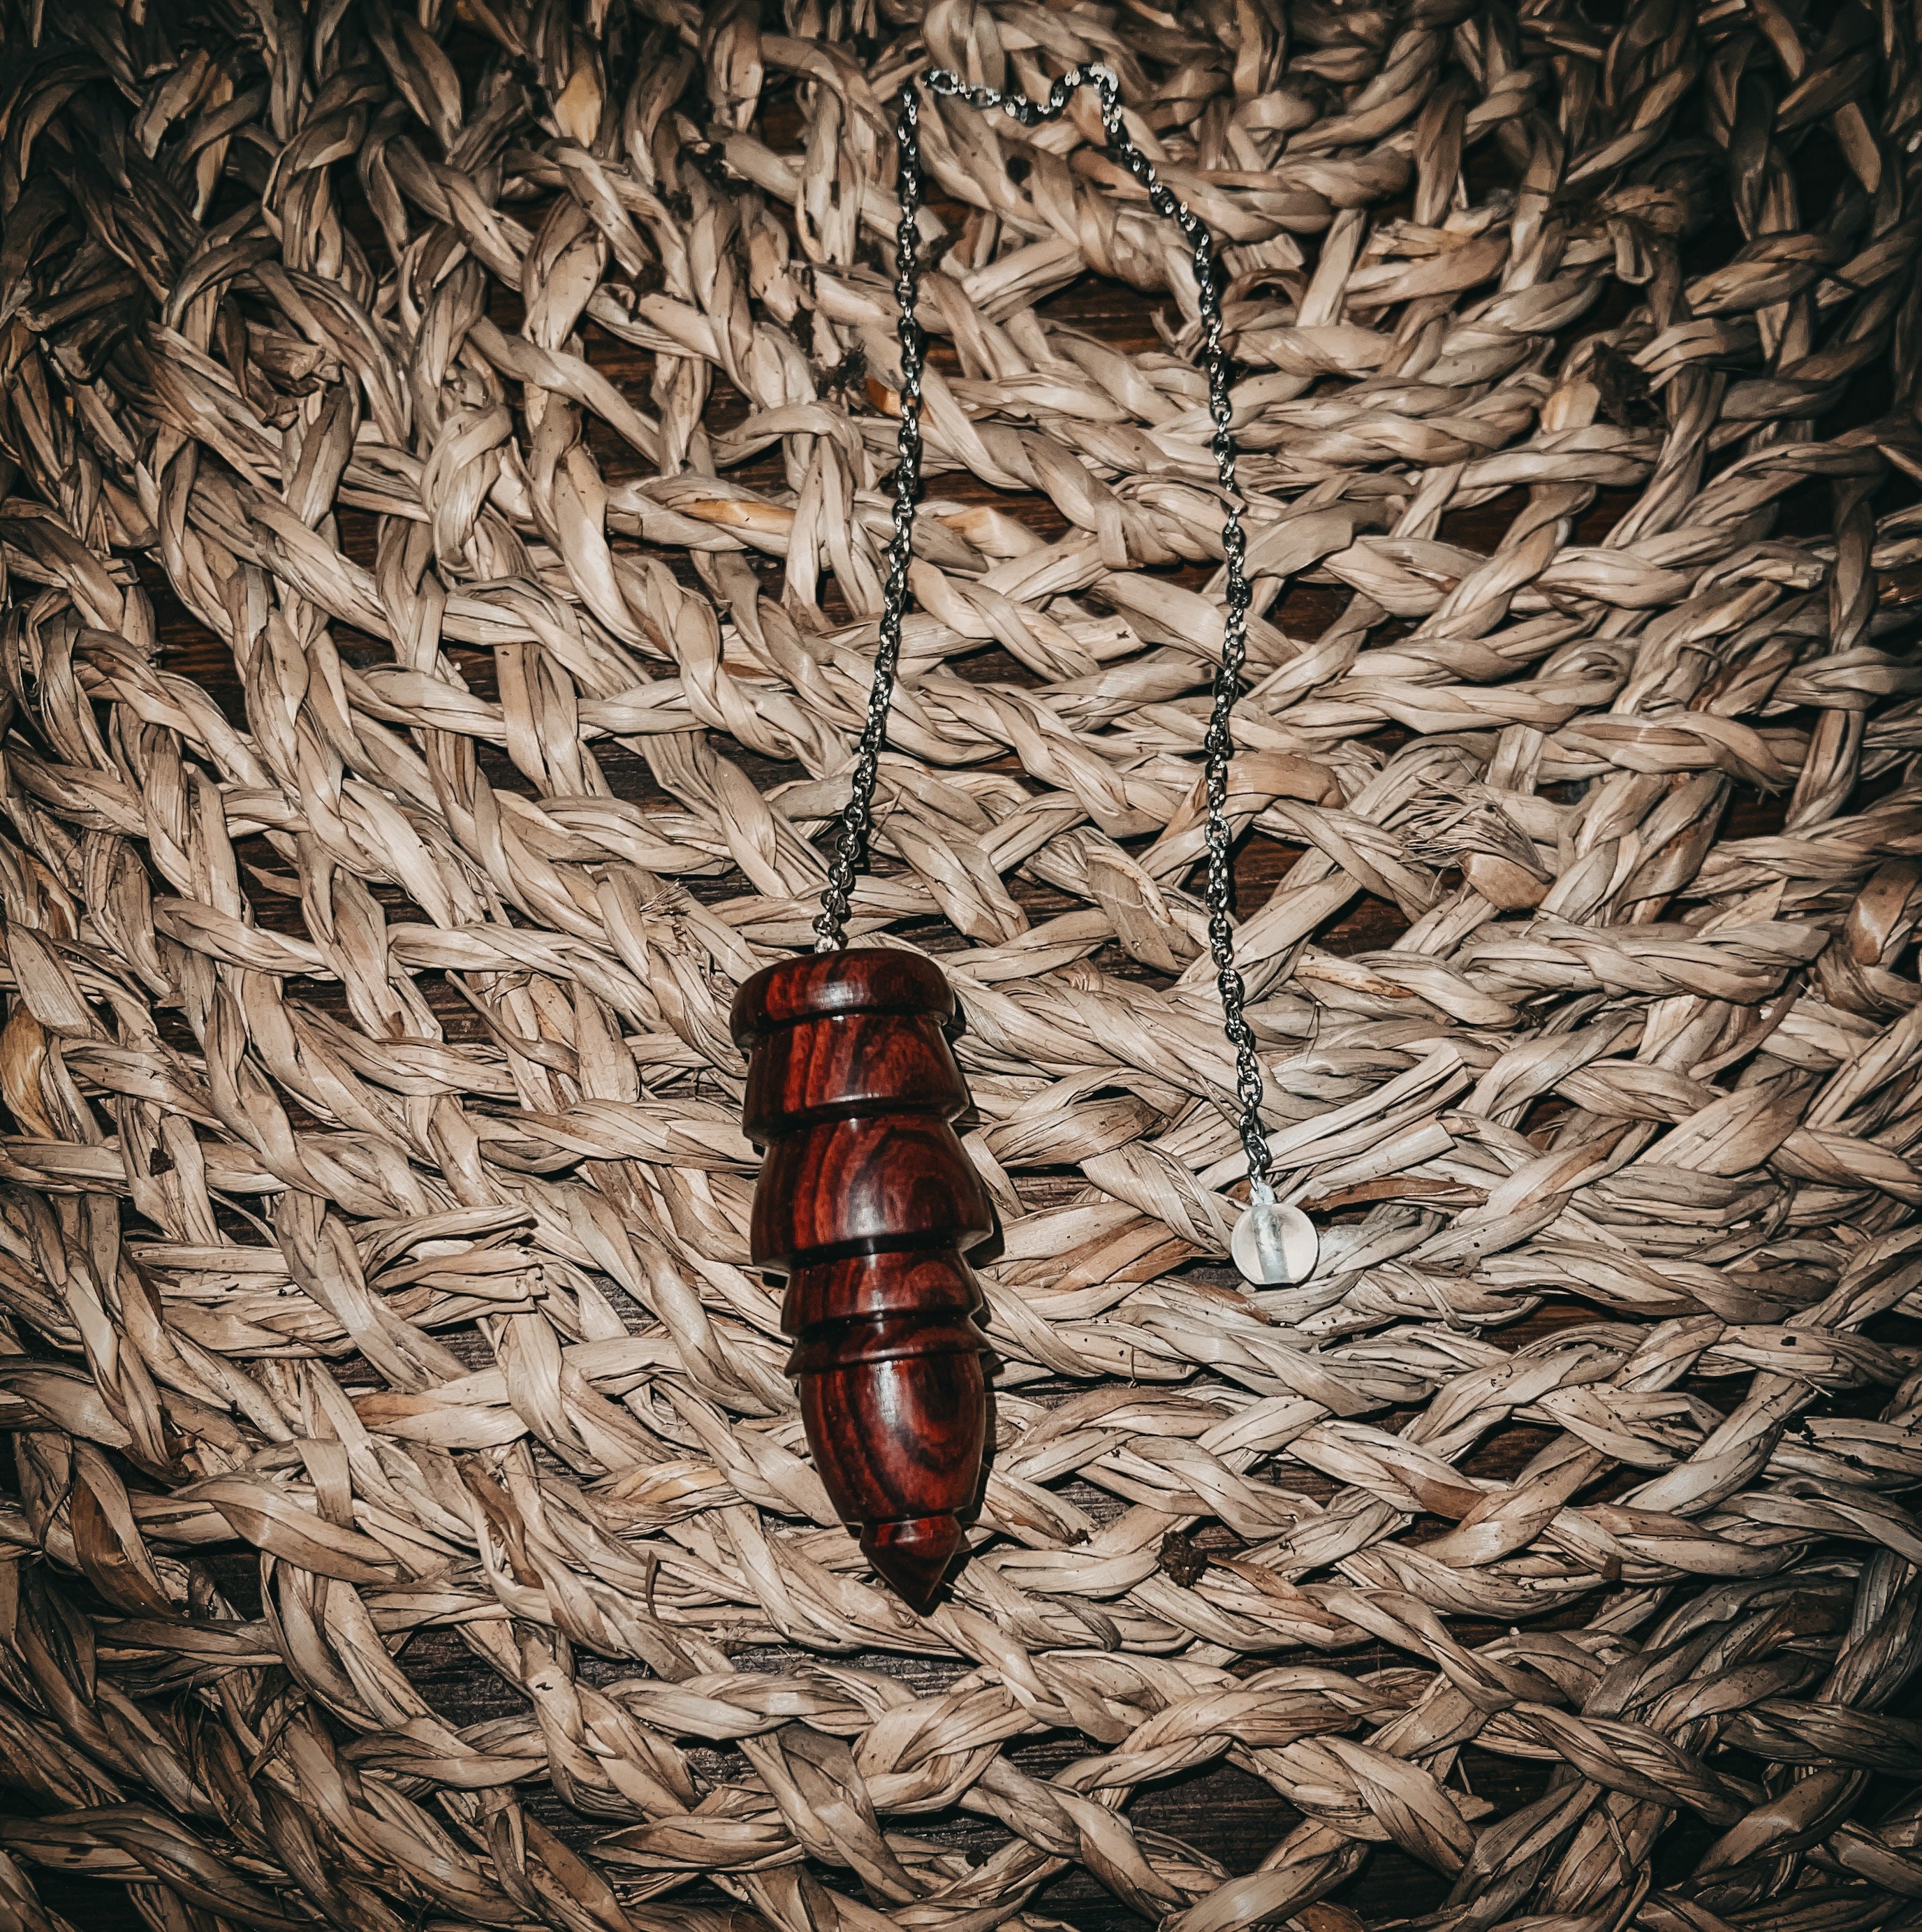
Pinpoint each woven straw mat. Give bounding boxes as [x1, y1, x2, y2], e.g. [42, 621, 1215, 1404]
[2, 1, 1922, 1931]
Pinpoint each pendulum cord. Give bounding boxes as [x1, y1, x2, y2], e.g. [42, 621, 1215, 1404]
[729, 62, 1317, 1613]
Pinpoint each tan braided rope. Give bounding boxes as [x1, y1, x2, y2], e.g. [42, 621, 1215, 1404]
[2, 0, 1922, 1929]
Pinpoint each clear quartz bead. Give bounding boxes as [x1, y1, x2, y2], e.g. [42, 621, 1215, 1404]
[1231, 1199, 1317, 1285]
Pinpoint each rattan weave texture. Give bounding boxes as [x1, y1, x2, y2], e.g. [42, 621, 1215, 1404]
[2, 1, 1922, 1930]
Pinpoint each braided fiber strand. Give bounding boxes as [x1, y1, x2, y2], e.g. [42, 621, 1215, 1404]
[1, 0, 1921, 1930]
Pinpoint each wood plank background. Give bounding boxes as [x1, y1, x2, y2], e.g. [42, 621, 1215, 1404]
[11, 36, 1922, 1932]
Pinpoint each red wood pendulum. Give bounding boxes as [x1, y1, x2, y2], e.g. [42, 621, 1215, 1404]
[728, 64, 1317, 1610]
[730, 951, 994, 1610]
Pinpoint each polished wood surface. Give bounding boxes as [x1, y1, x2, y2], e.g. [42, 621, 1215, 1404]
[732, 949, 994, 1609]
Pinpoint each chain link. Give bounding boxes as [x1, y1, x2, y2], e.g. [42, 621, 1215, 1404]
[814, 63, 1274, 1202]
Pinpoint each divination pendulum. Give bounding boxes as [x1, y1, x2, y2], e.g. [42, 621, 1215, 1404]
[730, 65, 1317, 1612]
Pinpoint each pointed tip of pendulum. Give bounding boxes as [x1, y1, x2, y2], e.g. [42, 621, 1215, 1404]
[1232, 1195, 1319, 1286]
[863, 1514, 967, 1613]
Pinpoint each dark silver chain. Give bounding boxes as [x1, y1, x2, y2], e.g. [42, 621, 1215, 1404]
[813, 63, 1273, 1203]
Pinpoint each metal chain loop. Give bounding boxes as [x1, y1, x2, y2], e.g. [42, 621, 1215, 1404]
[815, 63, 1274, 1203]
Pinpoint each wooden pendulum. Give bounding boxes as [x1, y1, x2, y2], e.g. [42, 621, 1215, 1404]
[730, 64, 1318, 1611]
[731, 949, 994, 1611]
